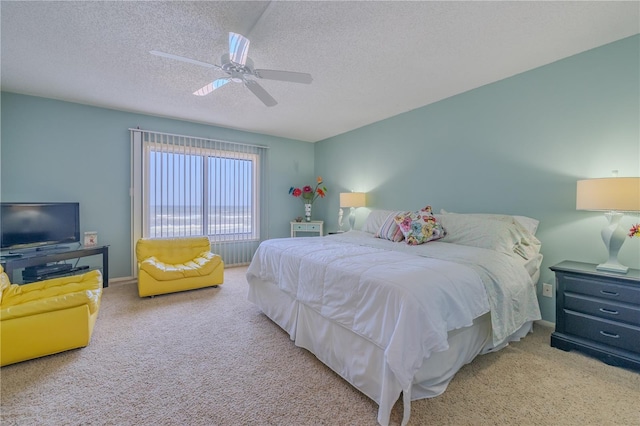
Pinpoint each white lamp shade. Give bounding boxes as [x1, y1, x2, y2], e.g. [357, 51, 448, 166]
[576, 177, 640, 212]
[340, 192, 366, 208]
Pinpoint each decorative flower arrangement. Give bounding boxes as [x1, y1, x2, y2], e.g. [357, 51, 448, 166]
[289, 176, 327, 205]
[629, 224, 640, 238]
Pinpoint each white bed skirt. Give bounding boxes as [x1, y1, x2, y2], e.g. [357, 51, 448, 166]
[248, 274, 299, 339]
[248, 277, 533, 425]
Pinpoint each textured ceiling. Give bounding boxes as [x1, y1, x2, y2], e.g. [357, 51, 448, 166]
[1, 1, 639, 143]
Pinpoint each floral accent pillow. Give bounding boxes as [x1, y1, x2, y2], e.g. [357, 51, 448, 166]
[375, 211, 404, 242]
[393, 206, 445, 245]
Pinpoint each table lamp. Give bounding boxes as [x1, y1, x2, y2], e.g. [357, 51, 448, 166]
[340, 192, 366, 231]
[576, 176, 640, 274]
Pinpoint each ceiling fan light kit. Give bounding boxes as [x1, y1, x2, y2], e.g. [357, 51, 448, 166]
[151, 32, 312, 107]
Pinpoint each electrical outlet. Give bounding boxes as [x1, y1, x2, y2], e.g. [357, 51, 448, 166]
[542, 283, 553, 298]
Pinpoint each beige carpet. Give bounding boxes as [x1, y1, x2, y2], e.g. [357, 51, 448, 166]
[1, 266, 639, 426]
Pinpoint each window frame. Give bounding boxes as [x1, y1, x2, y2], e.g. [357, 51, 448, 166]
[143, 141, 261, 242]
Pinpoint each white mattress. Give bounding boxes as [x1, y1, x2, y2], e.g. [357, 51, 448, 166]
[247, 232, 541, 425]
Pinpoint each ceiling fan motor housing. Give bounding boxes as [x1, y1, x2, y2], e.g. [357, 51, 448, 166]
[221, 53, 255, 77]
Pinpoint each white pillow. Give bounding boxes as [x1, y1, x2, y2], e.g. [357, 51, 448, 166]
[362, 210, 398, 234]
[435, 214, 541, 259]
[512, 216, 540, 235]
[439, 209, 540, 235]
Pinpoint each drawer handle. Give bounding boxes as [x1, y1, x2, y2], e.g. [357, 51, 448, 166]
[598, 308, 619, 315]
[600, 290, 619, 297]
[599, 330, 620, 339]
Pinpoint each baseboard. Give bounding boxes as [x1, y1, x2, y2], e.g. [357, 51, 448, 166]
[108, 276, 136, 287]
[535, 319, 555, 329]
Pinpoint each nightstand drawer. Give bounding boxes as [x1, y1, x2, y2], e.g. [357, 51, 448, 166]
[293, 223, 321, 232]
[290, 220, 323, 237]
[565, 293, 640, 326]
[565, 311, 640, 353]
[564, 275, 640, 304]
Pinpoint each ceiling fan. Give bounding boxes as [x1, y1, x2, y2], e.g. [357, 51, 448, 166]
[150, 32, 313, 107]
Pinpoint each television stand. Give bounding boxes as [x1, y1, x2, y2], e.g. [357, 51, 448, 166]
[35, 245, 71, 252]
[0, 245, 109, 287]
[1, 253, 23, 259]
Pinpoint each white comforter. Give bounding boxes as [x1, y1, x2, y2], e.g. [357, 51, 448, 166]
[247, 231, 541, 422]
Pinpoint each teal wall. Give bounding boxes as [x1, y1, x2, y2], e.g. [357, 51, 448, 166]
[2, 36, 638, 322]
[313, 35, 640, 322]
[1, 93, 315, 278]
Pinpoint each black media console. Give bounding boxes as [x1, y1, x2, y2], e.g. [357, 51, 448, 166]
[0, 245, 109, 287]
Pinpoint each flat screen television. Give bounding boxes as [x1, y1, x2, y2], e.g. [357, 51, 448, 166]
[1, 202, 80, 251]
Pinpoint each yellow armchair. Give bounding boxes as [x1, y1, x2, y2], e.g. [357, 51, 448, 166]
[136, 236, 224, 297]
[0, 265, 102, 367]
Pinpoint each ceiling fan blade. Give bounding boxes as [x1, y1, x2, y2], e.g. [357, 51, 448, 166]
[150, 50, 220, 69]
[244, 80, 277, 107]
[229, 32, 250, 66]
[193, 78, 230, 96]
[254, 69, 313, 84]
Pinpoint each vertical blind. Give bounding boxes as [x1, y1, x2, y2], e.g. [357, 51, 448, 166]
[130, 129, 269, 273]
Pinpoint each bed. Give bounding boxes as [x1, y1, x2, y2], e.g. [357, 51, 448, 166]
[246, 209, 543, 425]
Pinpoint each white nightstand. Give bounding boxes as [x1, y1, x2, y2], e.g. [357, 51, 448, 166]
[291, 221, 324, 237]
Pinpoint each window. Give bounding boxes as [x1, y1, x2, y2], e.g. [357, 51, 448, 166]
[146, 144, 258, 240]
[131, 129, 268, 270]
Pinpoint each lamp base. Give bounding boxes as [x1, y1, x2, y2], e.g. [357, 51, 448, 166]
[598, 211, 628, 275]
[596, 262, 629, 274]
[348, 207, 356, 231]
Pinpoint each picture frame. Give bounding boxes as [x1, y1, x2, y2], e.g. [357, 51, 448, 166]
[84, 231, 98, 247]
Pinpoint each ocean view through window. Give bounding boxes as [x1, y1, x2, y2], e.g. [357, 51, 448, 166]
[131, 129, 269, 269]
[147, 146, 257, 240]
